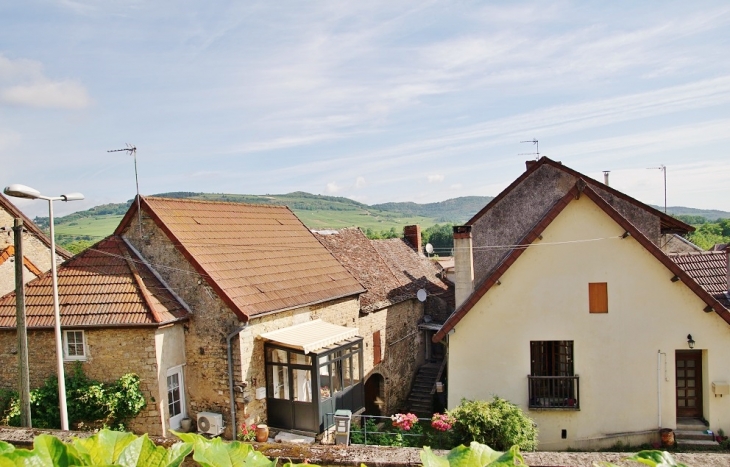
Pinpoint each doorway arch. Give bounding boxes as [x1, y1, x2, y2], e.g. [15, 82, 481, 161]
[364, 373, 385, 416]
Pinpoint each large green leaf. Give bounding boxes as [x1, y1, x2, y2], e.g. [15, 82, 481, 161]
[26, 434, 85, 467]
[0, 447, 34, 467]
[116, 434, 192, 467]
[72, 430, 139, 465]
[625, 450, 688, 467]
[174, 432, 275, 467]
[0, 442, 14, 456]
[421, 442, 524, 467]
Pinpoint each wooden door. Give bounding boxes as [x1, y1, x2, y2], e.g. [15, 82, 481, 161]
[676, 350, 702, 418]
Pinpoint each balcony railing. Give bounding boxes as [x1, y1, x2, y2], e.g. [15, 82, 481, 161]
[528, 375, 580, 409]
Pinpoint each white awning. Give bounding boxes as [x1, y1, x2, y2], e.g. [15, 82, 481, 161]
[259, 319, 359, 354]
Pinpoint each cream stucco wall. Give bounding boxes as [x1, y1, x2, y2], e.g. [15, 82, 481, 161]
[448, 195, 730, 450]
[155, 323, 187, 436]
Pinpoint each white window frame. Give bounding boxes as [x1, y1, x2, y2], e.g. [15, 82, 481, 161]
[63, 330, 87, 361]
[166, 365, 187, 430]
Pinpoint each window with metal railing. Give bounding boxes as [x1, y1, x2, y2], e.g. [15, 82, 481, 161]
[528, 341, 579, 409]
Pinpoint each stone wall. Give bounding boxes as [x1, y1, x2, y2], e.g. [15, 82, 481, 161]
[0, 211, 57, 297]
[0, 327, 163, 434]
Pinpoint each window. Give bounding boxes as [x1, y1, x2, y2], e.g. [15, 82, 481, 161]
[166, 365, 186, 429]
[589, 282, 608, 313]
[63, 330, 86, 361]
[528, 341, 579, 409]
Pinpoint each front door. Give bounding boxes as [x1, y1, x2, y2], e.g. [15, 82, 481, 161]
[676, 350, 702, 418]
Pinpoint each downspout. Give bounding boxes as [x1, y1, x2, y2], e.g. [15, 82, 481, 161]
[657, 350, 666, 428]
[228, 323, 249, 440]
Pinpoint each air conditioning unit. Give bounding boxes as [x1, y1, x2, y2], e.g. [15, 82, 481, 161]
[197, 412, 224, 435]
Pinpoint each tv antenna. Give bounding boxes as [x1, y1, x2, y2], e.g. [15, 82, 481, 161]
[647, 165, 667, 213]
[108, 144, 142, 236]
[519, 139, 540, 159]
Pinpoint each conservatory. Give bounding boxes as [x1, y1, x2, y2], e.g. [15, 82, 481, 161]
[261, 320, 364, 433]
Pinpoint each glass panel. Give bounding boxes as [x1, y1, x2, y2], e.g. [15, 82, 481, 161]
[343, 357, 352, 388]
[352, 351, 361, 384]
[67, 331, 84, 357]
[688, 380, 695, 388]
[292, 368, 312, 402]
[678, 400, 686, 407]
[688, 390, 695, 397]
[319, 362, 331, 400]
[687, 370, 695, 378]
[677, 370, 685, 377]
[267, 365, 290, 399]
[291, 353, 311, 366]
[688, 400, 695, 407]
[331, 361, 342, 394]
[677, 389, 685, 397]
[677, 380, 685, 388]
[687, 360, 695, 368]
[677, 361, 685, 368]
[167, 374, 181, 417]
[267, 348, 288, 364]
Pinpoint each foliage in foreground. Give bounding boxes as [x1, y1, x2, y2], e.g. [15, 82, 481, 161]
[449, 397, 538, 452]
[2, 364, 146, 431]
[0, 429, 691, 467]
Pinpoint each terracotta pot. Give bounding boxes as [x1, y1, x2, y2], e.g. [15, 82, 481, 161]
[660, 428, 674, 447]
[255, 424, 269, 442]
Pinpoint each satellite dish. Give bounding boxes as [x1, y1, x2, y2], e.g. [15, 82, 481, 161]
[425, 243, 434, 255]
[417, 288, 427, 302]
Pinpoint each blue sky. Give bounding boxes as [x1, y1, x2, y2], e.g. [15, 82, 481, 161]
[2, 1, 730, 218]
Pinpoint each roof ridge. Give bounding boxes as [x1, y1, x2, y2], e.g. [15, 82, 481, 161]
[146, 196, 291, 210]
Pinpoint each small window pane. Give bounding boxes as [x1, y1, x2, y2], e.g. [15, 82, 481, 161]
[167, 374, 181, 417]
[677, 361, 685, 367]
[678, 400, 686, 407]
[687, 360, 695, 368]
[267, 348, 288, 364]
[677, 389, 685, 397]
[677, 370, 685, 377]
[688, 400, 695, 407]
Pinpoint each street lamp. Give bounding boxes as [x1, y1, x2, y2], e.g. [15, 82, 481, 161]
[3, 184, 84, 431]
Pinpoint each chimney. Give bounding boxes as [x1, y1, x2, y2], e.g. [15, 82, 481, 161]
[453, 225, 474, 308]
[603, 171, 610, 186]
[403, 225, 422, 254]
[525, 160, 537, 171]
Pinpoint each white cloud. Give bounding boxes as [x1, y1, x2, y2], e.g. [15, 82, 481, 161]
[427, 174, 445, 183]
[325, 182, 341, 194]
[0, 55, 91, 109]
[355, 176, 366, 188]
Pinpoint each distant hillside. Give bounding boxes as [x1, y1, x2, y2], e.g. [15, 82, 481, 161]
[372, 196, 493, 223]
[659, 205, 730, 221]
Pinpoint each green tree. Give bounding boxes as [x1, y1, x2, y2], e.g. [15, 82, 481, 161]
[422, 223, 453, 256]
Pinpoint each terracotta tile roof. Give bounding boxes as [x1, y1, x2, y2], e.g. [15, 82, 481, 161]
[0, 193, 73, 260]
[434, 181, 730, 342]
[115, 197, 365, 319]
[0, 246, 43, 277]
[467, 157, 693, 235]
[313, 228, 452, 313]
[372, 238, 452, 306]
[0, 236, 188, 328]
[670, 251, 730, 308]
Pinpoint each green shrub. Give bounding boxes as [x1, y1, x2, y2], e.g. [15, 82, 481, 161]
[2, 364, 146, 430]
[448, 397, 537, 452]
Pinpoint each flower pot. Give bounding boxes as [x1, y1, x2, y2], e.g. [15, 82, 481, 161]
[255, 424, 269, 442]
[660, 428, 674, 447]
[180, 418, 192, 433]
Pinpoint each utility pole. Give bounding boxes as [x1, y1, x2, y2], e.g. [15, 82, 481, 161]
[13, 218, 31, 427]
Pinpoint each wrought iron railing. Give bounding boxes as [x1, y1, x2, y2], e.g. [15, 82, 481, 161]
[528, 375, 580, 409]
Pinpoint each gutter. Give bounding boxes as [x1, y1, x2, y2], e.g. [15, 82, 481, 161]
[227, 323, 249, 440]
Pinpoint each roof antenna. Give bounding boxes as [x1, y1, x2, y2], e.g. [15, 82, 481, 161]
[647, 164, 667, 213]
[519, 139, 540, 160]
[108, 144, 142, 237]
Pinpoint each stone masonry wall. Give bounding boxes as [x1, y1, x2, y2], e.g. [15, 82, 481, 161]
[0, 210, 57, 297]
[0, 327, 162, 434]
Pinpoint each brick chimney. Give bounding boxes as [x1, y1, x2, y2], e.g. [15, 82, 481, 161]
[525, 160, 537, 170]
[453, 225, 474, 308]
[403, 225, 422, 254]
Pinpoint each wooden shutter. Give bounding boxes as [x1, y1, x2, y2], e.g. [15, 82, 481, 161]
[373, 331, 382, 365]
[588, 282, 608, 313]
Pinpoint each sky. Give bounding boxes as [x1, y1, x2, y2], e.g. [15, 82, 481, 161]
[2, 1, 730, 218]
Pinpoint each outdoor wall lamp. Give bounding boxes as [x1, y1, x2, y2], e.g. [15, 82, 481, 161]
[687, 334, 695, 349]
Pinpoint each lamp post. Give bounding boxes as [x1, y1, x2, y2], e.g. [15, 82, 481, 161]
[3, 184, 84, 431]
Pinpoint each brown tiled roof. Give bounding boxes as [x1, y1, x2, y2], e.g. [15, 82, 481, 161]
[313, 228, 452, 313]
[467, 157, 693, 235]
[115, 197, 365, 319]
[434, 181, 729, 342]
[0, 236, 188, 329]
[372, 238, 452, 307]
[0, 246, 43, 277]
[0, 193, 73, 260]
[670, 251, 729, 308]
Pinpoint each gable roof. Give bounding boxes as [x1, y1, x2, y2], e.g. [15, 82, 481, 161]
[115, 196, 365, 320]
[434, 181, 729, 342]
[0, 193, 73, 260]
[0, 246, 43, 277]
[466, 157, 693, 235]
[0, 236, 188, 329]
[670, 251, 729, 309]
[313, 228, 451, 313]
